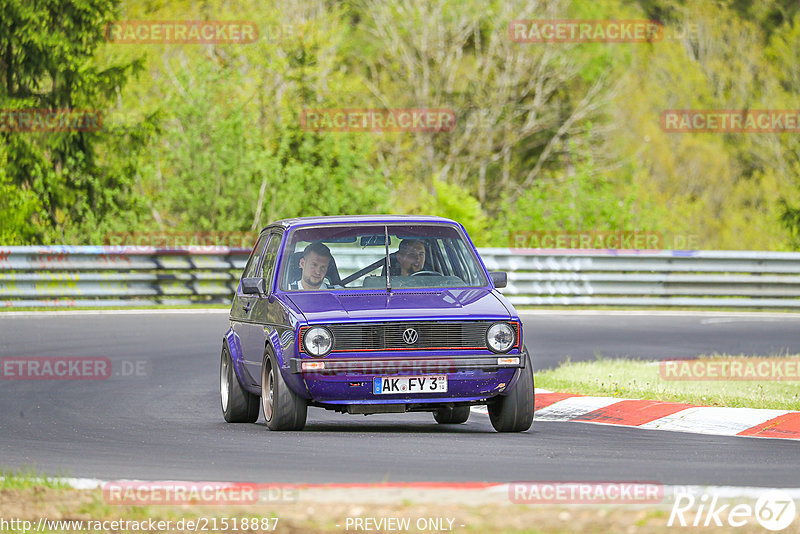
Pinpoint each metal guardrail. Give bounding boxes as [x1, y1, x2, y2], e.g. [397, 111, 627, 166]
[0, 246, 248, 307]
[1, 246, 799, 308]
[480, 248, 800, 308]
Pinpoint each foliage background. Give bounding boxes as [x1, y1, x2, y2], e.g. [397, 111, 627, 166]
[1, 0, 799, 249]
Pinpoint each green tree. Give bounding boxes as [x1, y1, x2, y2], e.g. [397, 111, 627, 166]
[0, 0, 148, 243]
[131, 0, 389, 234]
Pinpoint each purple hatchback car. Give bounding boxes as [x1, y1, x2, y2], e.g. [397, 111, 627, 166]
[220, 215, 534, 432]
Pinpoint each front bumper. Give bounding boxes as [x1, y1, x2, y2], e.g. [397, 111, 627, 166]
[290, 350, 528, 404]
[289, 353, 526, 374]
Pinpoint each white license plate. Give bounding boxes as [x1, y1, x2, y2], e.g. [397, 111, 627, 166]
[373, 375, 447, 394]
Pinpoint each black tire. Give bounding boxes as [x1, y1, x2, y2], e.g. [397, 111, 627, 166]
[220, 343, 259, 423]
[433, 405, 471, 424]
[262, 349, 307, 431]
[488, 351, 535, 432]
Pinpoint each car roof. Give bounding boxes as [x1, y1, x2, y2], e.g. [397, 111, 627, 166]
[261, 214, 459, 232]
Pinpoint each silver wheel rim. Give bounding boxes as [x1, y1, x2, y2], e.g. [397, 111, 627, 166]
[220, 351, 230, 412]
[263, 361, 274, 421]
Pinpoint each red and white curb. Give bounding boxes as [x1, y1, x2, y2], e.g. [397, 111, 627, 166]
[472, 389, 800, 440]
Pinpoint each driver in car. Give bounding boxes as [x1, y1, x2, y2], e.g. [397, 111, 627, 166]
[395, 239, 428, 276]
[289, 242, 336, 290]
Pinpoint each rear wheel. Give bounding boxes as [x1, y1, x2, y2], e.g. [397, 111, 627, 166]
[220, 344, 259, 423]
[488, 351, 534, 432]
[433, 405, 470, 424]
[262, 349, 307, 431]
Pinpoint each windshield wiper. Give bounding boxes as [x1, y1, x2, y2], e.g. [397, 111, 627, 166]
[384, 225, 391, 293]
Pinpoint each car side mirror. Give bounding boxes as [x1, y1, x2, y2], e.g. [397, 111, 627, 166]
[241, 277, 266, 295]
[490, 271, 507, 289]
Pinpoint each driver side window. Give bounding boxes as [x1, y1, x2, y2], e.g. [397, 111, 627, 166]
[242, 233, 268, 279]
[260, 233, 282, 290]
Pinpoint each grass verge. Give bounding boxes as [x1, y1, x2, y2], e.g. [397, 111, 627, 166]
[536, 355, 800, 410]
[0, 479, 770, 534]
[0, 468, 68, 490]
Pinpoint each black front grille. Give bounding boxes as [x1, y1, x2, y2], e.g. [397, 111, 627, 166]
[326, 321, 515, 351]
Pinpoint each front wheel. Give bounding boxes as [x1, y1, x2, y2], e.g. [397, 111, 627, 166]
[433, 405, 470, 424]
[488, 351, 534, 432]
[262, 349, 307, 431]
[220, 343, 259, 423]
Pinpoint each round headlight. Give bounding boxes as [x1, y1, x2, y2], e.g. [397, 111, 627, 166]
[304, 327, 332, 357]
[486, 322, 515, 353]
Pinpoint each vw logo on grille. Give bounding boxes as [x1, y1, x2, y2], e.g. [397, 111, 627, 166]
[402, 328, 419, 345]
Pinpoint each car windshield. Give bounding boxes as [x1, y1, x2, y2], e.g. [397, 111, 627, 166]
[279, 223, 488, 290]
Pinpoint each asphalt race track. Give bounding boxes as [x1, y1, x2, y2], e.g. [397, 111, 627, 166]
[1, 310, 799, 486]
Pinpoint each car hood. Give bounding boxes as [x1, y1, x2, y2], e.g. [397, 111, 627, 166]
[286, 288, 512, 323]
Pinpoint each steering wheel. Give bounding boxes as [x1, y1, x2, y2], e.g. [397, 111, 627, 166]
[410, 270, 440, 277]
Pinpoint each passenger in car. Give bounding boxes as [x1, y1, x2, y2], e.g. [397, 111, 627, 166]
[289, 242, 336, 290]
